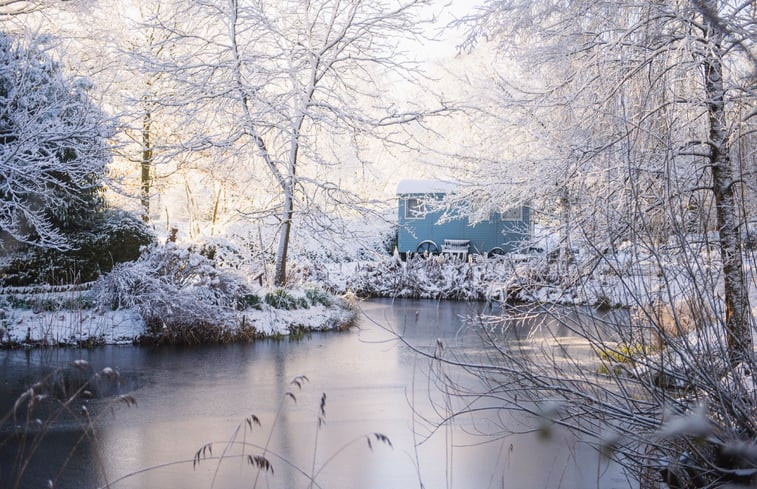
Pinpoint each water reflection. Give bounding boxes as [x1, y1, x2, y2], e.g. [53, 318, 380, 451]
[0, 298, 630, 489]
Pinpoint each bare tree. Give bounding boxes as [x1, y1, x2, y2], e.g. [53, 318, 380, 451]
[419, 1, 757, 487]
[135, 0, 444, 285]
[459, 0, 754, 359]
[0, 0, 96, 18]
[82, 0, 174, 225]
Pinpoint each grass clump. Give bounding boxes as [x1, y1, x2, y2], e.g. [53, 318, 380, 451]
[143, 317, 260, 345]
[237, 293, 262, 311]
[264, 289, 308, 310]
[596, 342, 654, 376]
[1, 360, 136, 489]
[188, 375, 393, 489]
[288, 324, 309, 341]
[598, 342, 653, 364]
[1, 293, 95, 312]
[305, 286, 332, 307]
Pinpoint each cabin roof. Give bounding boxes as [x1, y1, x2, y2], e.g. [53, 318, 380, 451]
[396, 179, 458, 195]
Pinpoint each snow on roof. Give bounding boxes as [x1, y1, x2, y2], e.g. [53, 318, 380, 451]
[396, 179, 458, 195]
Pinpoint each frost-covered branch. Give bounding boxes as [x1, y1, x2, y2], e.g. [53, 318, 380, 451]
[131, 0, 447, 285]
[0, 31, 110, 251]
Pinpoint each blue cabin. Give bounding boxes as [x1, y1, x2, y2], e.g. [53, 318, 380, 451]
[396, 180, 531, 257]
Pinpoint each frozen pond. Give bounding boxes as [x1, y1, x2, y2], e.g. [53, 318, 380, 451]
[0, 299, 630, 489]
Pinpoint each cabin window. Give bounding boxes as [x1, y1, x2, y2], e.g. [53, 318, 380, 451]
[404, 198, 426, 219]
[501, 206, 523, 221]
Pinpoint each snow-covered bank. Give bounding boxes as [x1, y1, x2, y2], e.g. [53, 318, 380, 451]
[2, 244, 754, 347]
[0, 306, 145, 346]
[308, 254, 617, 305]
[0, 245, 357, 348]
[0, 296, 356, 348]
[306, 251, 757, 315]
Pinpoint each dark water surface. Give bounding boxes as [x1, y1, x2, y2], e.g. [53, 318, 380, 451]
[1, 299, 630, 489]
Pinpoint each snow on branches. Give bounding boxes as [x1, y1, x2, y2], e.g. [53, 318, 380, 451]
[0, 31, 110, 251]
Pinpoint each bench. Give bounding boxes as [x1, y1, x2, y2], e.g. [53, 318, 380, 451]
[441, 239, 470, 259]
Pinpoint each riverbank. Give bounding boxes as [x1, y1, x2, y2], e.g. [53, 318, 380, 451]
[300, 253, 634, 306]
[0, 244, 361, 348]
[307, 251, 757, 313]
[0, 287, 357, 348]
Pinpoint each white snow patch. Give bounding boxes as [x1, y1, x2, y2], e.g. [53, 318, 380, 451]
[396, 179, 458, 195]
[1, 292, 356, 347]
[242, 303, 356, 336]
[2, 307, 146, 345]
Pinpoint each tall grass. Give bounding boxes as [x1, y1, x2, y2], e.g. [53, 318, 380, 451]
[0, 360, 134, 489]
[3, 372, 391, 489]
[151, 375, 392, 489]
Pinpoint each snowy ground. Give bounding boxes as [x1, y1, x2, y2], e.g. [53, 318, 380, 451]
[1, 306, 145, 346]
[0, 289, 356, 347]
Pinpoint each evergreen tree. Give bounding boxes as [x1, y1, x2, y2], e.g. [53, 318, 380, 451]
[0, 31, 154, 285]
[0, 31, 109, 251]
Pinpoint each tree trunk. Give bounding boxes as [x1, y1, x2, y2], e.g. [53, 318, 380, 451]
[210, 186, 222, 236]
[274, 186, 294, 286]
[558, 188, 572, 282]
[703, 27, 752, 365]
[273, 104, 307, 286]
[141, 107, 153, 222]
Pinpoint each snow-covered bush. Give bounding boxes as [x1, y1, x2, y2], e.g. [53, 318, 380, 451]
[1, 209, 155, 286]
[0, 32, 151, 286]
[342, 254, 513, 300]
[188, 237, 251, 270]
[91, 244, 256, 343]
[0, 32, 111, 250]
[237, 293, 262, 310]
[264, 288, 309, 310]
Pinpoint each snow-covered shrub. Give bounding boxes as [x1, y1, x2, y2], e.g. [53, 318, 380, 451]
[1, 209, 155, 286]
[91, 244, 256, 343]
[0, 32, 155, 286]
[264, 288, 308, 310]
[237, 293, 262, 310]
[321, 251, 629, 306]
[305, 286, 332, 307]
[92, 210, 156, 264]
[0, 32, 111, 251]
[345, 255, 406, 297]
[189, 237, 251, 270]
[344, 254, 506, 300]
